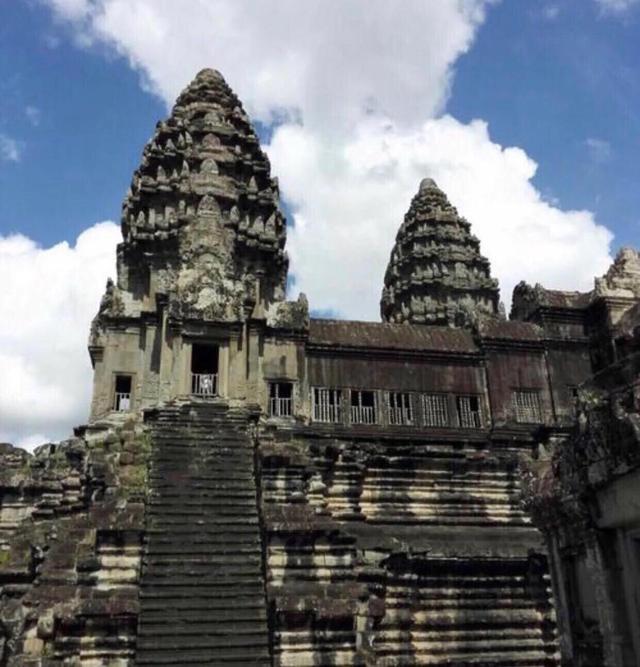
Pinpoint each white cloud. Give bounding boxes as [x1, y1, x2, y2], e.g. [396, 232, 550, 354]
[25, 106, 41, 127]
[542, 5, 561, 20]
[14, 433, 50, 451]
[595, 0, 640, 15]
[0, 134, 21, 162]
[271, 117, 613, 319]
[44, 0, 492, 132]
[0, 222, 120, 449]
[585, 137, 612, 163]
[46, 0, 92, 21]
[41, 0, 613, 305]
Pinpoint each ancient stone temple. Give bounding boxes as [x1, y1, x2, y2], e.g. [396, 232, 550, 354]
[1, 68, 639, 667]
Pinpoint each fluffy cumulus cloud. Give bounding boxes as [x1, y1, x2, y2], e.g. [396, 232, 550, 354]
[8, 0, 614, 445]
[0, 222, 120, 449]
[45, 0, 490, 130]
[272, 117, 612, 318]
[43, 0, 613, 311]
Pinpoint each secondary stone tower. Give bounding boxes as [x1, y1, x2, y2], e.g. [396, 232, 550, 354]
[381, 177, 500, 327]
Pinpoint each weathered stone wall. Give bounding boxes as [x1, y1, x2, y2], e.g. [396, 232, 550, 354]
[259, 426, 560, 666]
[523, 352, 640, 667]
[0, 417, 150, 665]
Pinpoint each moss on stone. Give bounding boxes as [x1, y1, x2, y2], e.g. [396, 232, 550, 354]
[117, 431, 151, 499]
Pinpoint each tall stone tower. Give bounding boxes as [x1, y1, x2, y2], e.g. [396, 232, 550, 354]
[88, 69, 303, 418]
[381, 177, 500, 327]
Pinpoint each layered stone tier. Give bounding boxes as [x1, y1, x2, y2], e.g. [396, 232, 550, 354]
[260, 431, 560, 666]
[381, 178, 500, 328]
[0, 424, 148, 665]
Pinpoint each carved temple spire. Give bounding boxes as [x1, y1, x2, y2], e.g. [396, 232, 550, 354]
[380, 178, 500, 328]
[112, 67, 288, 323]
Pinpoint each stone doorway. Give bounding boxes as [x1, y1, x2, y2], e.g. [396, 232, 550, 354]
[191, 343, 219, 397]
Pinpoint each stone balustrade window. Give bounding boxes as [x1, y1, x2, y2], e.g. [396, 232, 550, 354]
[192, 372, 218, 396]
[312, 387, 342, 423]
[568, 386, 579, 415]
[269, 382, 293, 417]
[512, 390, 543, 423]
[456, 395, 482, 428]
[388, 392, 413, 425]
[113, 374, 132, 412]
[350, 390, 377, 425]
[422, 393, 449, 427]
[191, 343, 219, 397]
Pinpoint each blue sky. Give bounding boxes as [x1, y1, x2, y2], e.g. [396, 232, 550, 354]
[0, 0, 639, 448]
[449, 1, 640, 248]
[1, 1, 638, 248]
[0, 2, 164, 244]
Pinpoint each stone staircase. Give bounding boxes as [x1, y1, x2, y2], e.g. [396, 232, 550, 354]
[135, 402, 271, 666]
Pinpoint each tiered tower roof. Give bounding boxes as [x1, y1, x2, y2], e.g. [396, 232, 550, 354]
[115, 68, 288, 321]
[381, 178, 500, 328]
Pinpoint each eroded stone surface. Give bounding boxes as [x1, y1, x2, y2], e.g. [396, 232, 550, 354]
[0, 419, 149, 665]
[91, 67, 290, 352]
[522, 322, 640, 667]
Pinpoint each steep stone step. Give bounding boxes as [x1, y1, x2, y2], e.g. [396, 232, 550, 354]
[140, 607, 268, 622]
[143, 557, 264, 569]
[146, 525, 260, 537]
[136, 647, 270, 665]
[140, 584, 266, 599]
[146, 548, 261, 561]
[146, 518, 260, 529]
[135, 404, 270, 666]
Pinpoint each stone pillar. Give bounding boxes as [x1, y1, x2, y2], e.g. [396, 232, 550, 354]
[547, 533, 576, 664]
[586, 534, 628, 667]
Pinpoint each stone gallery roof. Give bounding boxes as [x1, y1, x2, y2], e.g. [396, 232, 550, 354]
[308, 318, 478, 353]
[541, 289, 592, 309]
[477, 318, 543, 341]
[510, 281, 591, 321]
[381, 178, 500, 328]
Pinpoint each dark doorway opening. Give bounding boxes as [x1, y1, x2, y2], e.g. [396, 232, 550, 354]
[191, 343, 219, 396]
[114, 374, 132, 411]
